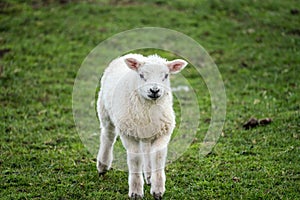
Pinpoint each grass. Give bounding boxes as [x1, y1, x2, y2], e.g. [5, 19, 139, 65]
[1, 0, 299, 199]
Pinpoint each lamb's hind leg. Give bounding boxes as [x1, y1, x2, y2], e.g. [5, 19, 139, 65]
[97, 101, 116, 175]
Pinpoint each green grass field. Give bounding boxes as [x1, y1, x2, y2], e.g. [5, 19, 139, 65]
[1, 0, 299, 199]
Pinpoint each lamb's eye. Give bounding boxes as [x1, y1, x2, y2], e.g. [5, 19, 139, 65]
[139, 74, 145, 79]
[162, 74, 169, 81]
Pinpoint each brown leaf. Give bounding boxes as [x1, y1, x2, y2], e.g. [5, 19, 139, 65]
[290, 9, 299, 15]
[259, 118, 272, 125]
[243, 118, 259, 129]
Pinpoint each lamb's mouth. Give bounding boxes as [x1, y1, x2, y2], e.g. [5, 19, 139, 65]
[148, 94, 161, 100]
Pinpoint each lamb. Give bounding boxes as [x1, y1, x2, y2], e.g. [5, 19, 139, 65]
[96, 53, 187, 199]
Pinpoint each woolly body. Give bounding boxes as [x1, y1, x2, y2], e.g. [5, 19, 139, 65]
[98, 54, 175, 140]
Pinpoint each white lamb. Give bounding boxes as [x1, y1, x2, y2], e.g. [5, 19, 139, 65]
[96, 53, 187, 199]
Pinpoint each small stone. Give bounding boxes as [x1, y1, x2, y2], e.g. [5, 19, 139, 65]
[221, 131, 225, 137]
[232, 176, 240, 182]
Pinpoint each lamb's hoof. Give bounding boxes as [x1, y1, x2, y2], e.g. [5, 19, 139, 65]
[130, 193, 143, 200]
[153, 192, 162, 200]
[97, 161, 109, 176]
[98, 170, 107, 177]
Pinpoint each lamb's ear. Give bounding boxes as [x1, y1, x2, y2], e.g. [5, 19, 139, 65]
[124, 58, 143, 71]
[167, 59, 188, 74]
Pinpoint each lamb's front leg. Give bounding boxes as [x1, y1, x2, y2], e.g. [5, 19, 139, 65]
[150, 147, 167, 200]
[150, 135, 170, 200]
[121, 135, 144, 199]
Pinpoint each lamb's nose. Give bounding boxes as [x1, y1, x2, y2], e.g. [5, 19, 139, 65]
[150, 87, 160, 94]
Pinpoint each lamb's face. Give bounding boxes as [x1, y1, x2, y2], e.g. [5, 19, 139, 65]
[125, 55, 188, 101]
[136, 63, 170, 100]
